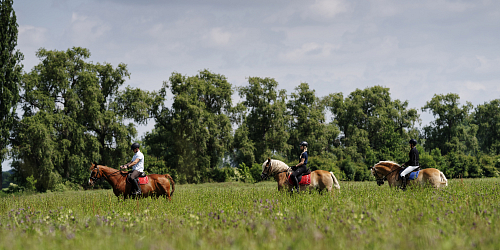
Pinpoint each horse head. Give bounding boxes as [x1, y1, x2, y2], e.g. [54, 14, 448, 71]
[88, 162, 104, 186]
[261, 158, 272, 180]
[371, 161, 401, 186]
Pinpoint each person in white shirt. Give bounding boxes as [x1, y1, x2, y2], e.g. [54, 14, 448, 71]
[120, 142, 145, 195]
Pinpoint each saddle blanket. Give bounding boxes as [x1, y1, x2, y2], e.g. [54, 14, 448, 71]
[139, 176, 149, 185]
[409, 170, 420, 180]
[288, 174, 311, 186]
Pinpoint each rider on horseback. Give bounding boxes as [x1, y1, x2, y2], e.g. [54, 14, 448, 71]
[120, 142, 145, 195]
[291, 141, 309, 193]
[400, 139, 419, 190]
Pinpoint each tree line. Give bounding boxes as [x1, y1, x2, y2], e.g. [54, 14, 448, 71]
[2, 1, 500, 191]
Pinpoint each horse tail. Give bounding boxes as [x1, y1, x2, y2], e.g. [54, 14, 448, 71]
[330, 172, 340, 190]
[439, 171, 448, 187]
[165, 174, 175, 196]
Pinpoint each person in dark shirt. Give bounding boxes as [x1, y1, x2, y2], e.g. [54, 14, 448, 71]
[291, 141, 309, 193]
[400, 139, 419, 190]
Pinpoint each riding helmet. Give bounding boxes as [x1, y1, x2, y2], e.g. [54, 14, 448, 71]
[299, 141, 308, 147]
[409, 139, 417, 146]
[131, 142, 140, 150]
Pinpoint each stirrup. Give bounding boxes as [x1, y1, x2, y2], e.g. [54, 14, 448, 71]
[400, 177, 407, 191]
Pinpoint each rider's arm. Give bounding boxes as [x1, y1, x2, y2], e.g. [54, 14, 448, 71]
[294, 158, 305, 168]
[120, 158, 140, 170]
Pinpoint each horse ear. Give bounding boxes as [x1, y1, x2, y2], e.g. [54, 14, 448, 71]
[93, 162, 97, 167]
[267, 157, 271, 162]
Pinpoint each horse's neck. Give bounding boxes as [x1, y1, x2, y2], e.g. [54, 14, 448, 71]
[378, 165, 399, 175]
[271, 161, 289, 174]
[99, 166, 125, 185]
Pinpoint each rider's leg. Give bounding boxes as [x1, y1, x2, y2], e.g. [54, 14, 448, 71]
[128, 170, 141, 194]
[292, 167, 307, 193]
[400, 166, 419, 190]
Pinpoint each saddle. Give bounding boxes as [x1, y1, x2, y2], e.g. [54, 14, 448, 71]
[128, 172, 149, 185]
[288, 169, 312, 186]
[399, 168, 421, 181]
[138, 176, 149, 185]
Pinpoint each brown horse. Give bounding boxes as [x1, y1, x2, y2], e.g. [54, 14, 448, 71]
[88, 163, 175, 200]
[370, 161, 448, 189]
[260, 158, 340, 193]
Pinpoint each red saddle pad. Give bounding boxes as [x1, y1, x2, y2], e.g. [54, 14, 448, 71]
[288, 174, 311, 186]
[138, 176, 149, 185]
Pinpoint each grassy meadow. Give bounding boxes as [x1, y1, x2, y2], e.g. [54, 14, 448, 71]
[0, 179, 499, 250]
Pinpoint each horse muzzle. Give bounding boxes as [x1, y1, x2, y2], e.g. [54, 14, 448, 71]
[261, 173, 269, 180]
[376, 179, 384, 186]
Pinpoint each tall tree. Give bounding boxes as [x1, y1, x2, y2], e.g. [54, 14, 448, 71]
[422, 93, 477, 155]
[0, 0, 23, 183]
[146, 70, 233, 184]
[326, 86, 419, 164]
[286, 83, 338, 159]
[235, 77, 290, 164]
[473, 99, 500, 155]
[11, 47, 141, 191]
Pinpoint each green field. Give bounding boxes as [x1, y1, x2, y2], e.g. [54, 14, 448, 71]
[1, 179, 499, 250]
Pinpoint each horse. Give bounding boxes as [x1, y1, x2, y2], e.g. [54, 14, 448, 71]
[370, 161, 448, 189]
[260, 158, 340, 193]
[88, 163, 175, 200]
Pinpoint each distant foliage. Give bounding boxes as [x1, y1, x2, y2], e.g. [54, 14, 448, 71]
[3, 48, 500, 191]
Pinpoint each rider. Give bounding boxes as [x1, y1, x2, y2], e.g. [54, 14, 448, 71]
[400, 139, 419, 190]
[291, 141, 309, 193]
[120, 142, 145, 195]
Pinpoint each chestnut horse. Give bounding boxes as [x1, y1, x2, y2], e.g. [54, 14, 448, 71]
[260, 158, 340, 193]
[370, 161, 447, 189]
[88, 163, 175, 200]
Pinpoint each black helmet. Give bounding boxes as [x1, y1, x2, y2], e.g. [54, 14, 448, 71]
[409, 139, 417, 146]
[299, 141, 308, 147]
[131, 142, 140, 150]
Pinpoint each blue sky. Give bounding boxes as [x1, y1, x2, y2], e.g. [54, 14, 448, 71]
[4, 0, 500, 171]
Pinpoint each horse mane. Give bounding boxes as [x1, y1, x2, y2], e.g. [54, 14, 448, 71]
[262, 159, 290, 174]
[375, 161, 401, 170]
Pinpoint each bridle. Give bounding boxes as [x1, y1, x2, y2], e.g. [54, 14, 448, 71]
[89, 166, 104, 183]
[371, 166, 400, 186]
[89, 165, 121, 184]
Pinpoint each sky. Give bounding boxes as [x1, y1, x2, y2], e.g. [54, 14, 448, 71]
[3, 0, 500, 171]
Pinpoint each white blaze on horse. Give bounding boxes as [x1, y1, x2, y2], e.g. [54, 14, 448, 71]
[260, 158, 340, 193]
[370, 161, 448, 189]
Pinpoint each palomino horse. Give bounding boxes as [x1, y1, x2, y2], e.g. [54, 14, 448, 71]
[370, 161, 448, 189]
[260, 158, 340, 193]
[88, 163, 175, 200]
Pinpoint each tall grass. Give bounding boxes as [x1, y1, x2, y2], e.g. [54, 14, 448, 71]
[0, 179, 499, 249]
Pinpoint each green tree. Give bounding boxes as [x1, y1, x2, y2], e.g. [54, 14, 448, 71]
[286, 83, 339, 159]
[11, 47, 140, 191]
[473, 99, 500, 155]
[422, 93, 478, 155]
[0, 0, 23, 185]
[235, 77, 290, 164]
[326, 86, 419, 164]
[146, 70, 233, 184]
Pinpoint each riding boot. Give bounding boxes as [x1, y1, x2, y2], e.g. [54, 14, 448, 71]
[133, 179, 142, 195]
[293, 176, 300, 193]
[401, 176, 407, 191]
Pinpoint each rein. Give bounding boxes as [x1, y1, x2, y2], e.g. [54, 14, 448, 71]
[372, 166, 401, 185]
[90, 166, 123, 182]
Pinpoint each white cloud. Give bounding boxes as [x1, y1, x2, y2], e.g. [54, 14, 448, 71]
[279, 42, 339, 63]
[68, 13, 111, 46]
[307, 0, 348, 19]
[475, 55, 500, 74]
[204, 27, 233, 47]
[18, 25, 48, 46]
[464, 81, 486, 91]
